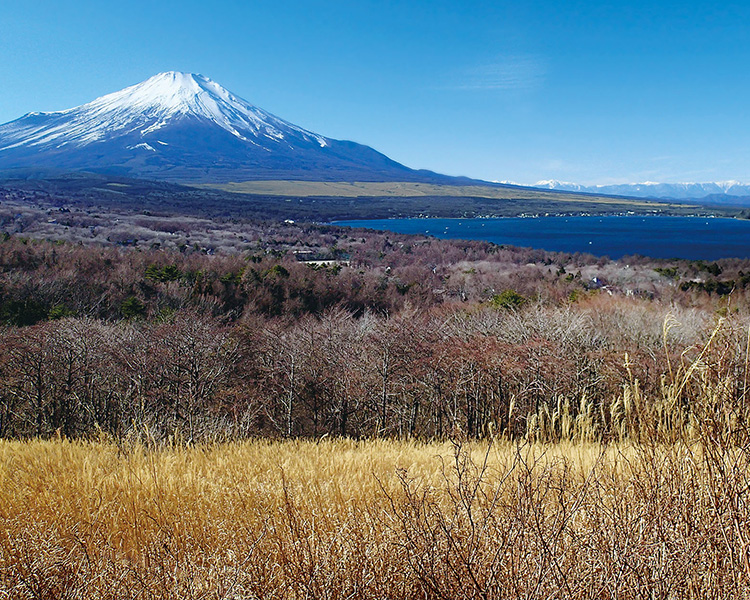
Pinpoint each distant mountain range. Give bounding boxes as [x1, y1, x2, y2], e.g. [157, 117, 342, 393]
[0, 72, 458, 184]
[528, 180, 750, 202]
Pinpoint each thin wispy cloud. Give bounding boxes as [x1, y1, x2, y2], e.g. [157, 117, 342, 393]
[454, 54, 546, 91]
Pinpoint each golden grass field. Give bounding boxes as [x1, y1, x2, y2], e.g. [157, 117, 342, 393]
[2, 436, 749, 599]
[197, 180, 668, 207]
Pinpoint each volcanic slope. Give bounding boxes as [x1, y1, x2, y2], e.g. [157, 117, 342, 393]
[0, 71, 453, 184]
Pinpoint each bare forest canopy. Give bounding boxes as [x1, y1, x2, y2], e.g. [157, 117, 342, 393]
[2, 212, 750, 442]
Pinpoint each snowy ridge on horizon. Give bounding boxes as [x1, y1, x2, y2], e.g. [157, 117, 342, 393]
[0, 71, 329, 152]
[528, 179, 750, 200]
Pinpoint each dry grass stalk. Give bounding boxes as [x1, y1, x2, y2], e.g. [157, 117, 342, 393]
[1, 435, 750, 599]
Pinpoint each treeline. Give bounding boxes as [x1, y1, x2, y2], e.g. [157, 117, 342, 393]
[0, 231, 597, 326]
[3, 233, 750, 442]
[1, 298, 742, 442]
[3, 231, 750, 329]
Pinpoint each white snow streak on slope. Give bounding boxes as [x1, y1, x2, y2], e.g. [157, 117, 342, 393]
[0, 72, 329, 151]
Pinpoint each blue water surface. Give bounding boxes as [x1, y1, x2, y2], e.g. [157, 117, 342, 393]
[334, 216, 750, 260]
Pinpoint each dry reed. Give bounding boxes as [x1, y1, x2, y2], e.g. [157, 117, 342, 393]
[1, 435, 749, 599]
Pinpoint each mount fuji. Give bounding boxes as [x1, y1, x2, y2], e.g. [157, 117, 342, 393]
[0, 72, 446, 183]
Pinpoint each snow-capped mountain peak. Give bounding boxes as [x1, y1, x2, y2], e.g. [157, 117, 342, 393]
[533, 179, 585, 191]
[531, 179, 750, 200]
[0, 71, 423, 183]
[0, 71, 328, 152]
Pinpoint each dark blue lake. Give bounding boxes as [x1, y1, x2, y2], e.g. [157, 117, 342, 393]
[334, 216, 750, 260]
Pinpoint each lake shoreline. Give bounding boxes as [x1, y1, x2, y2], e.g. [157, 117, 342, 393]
[333, 214, 750, 260]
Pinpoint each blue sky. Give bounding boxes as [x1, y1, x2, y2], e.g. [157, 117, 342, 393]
[1, 0, 749, 185]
